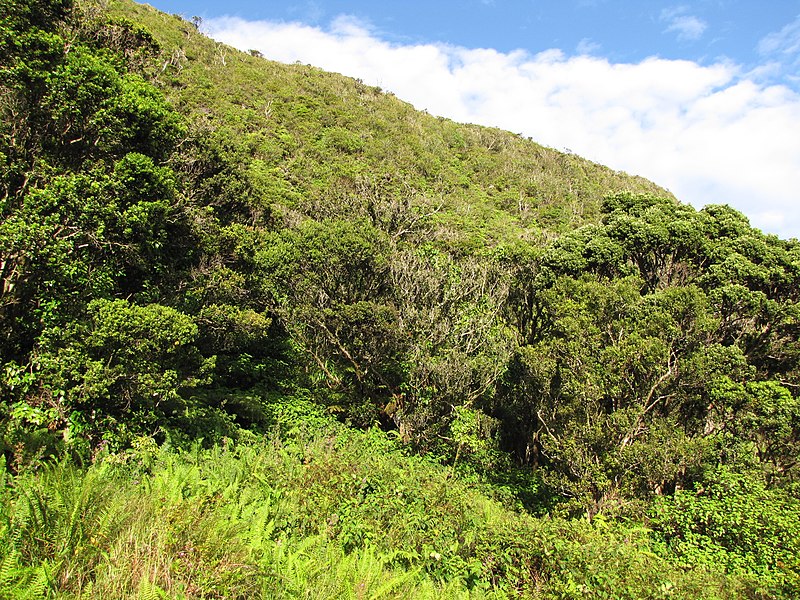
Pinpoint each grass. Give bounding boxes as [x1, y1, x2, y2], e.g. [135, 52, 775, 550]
[0, 422, 761, 599]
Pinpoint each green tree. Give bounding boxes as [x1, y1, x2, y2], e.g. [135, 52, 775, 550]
[31, 299, 211, 444]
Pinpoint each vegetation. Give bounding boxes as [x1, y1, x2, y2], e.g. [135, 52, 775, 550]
[1, 0, 798, 597]
[3, 421, 787, 599]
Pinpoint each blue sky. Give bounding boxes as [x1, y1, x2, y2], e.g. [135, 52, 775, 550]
[146, 0, 800, 239]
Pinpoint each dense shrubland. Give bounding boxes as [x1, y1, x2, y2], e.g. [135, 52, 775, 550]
[1, 0, 798, 596]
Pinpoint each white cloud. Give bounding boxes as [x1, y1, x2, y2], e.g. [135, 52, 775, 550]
[755, 16, 800, 94]
[660, 7, 708, 42]
[205, 16, 800, 239]
[758, 14, 800, 57]
[576, 38, 601, 55]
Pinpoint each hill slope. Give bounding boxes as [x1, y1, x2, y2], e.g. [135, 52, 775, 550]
[114, 0, 674, 249]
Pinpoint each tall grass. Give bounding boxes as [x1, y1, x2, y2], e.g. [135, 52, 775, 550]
[0, 430, 757, 599]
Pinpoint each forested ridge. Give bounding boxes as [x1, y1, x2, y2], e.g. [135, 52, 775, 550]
[1, 0, 799, 597]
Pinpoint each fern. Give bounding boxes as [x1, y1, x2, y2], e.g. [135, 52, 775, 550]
[0, 551, 50, 600]
[19, 565, 49, 600]
[137, 577, 169, 600]
[0, 551, 19, 593]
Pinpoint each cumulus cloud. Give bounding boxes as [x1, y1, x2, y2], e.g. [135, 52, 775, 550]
[660, 7, 708, 42]
[205, 16, 800, 239]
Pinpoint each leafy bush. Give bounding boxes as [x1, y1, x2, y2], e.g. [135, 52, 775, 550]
[650, 467, 800, 598]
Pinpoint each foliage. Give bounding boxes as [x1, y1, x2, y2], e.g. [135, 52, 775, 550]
[1, 0, 799, 595]
[0, 431, 780, 599]
[650, 467, 800, 597]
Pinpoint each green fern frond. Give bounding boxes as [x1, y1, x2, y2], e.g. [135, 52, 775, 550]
[137, 577, 167, 600]
[20, 564, 50, 600]
[0, 550, 19, 591]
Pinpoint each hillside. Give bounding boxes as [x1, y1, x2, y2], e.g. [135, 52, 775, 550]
[1, 0, 799, 597]
[114, 0, 674, 249]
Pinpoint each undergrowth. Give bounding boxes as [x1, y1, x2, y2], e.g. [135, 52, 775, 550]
[0, 423, 781, 598]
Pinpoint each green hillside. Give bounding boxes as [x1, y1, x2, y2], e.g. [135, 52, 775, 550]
[1, 0, 799, 597]
[112, 0, 673, 249]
